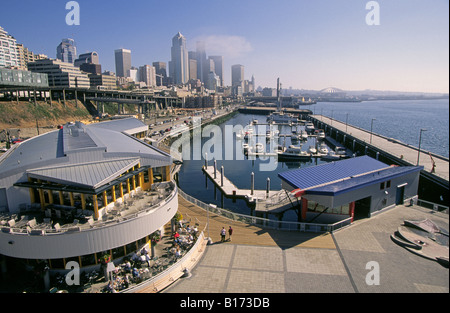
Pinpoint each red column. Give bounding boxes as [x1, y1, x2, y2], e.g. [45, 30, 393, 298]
[301, 198, 308, 221]
[349, 201, 355, 222]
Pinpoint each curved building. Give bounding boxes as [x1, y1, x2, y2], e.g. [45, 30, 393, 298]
[0, 118, 177, 271]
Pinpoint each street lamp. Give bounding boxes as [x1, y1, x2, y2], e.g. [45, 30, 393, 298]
[345, 113, 349, 133]
[370, 118, 376, 144]
[417, 128, 427, 166]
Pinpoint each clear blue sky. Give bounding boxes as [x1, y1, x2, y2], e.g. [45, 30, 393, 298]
[1, 0, 448, 93]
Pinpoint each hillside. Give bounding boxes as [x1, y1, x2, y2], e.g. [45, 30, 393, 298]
[0, 99, 93, 130]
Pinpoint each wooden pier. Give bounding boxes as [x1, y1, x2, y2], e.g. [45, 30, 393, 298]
[202, 164, 279, 202]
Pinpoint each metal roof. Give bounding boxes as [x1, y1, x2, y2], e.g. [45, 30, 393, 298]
[0, 118, 171, 186]
[278, 156, 392, 191]
[27, 158, 140, 189]
[307, 165, 423, 196]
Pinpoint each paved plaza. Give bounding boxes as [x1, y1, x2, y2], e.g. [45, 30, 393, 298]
[164, 202, 449, 293]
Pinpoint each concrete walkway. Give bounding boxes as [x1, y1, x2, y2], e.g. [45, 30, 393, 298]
[164, 196, 449, 293]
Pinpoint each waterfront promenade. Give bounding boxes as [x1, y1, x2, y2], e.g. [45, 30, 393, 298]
[165, 195, 449, 293]
[310, 114, 449, 184]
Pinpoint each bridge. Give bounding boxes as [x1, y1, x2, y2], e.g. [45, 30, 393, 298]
[0, 86, 181, 115]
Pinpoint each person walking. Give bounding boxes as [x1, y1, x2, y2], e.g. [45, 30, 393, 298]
[228, 226, 233, 242]
[220, 227, 226, 242]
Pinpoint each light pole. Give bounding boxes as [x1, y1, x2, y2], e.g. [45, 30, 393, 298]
[417, 128, 427, 166]
[370, 118, 376, 144]
[345, 113, 349, 133]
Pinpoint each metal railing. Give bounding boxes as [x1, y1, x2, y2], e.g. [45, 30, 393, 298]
[177, 188, 352, 233]
[416, 198, 449, 214]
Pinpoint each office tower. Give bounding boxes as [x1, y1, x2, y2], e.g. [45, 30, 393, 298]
[75, 52, 101, 75]
[139, 64, 156, 87]
[74, 52, 99, 67]
[153, 61, 168, 86]
[188, 51, 197, 81]
[57, 38, 77, 64]
[196, 41, 207, 83]
[209, 56, 223, 87]
[231, 64, 244, 87]
[115, 48, 132, 78]
[0, 26, 19, 68]
[28, 58, 90, 88]
[170, 32, 189, 85]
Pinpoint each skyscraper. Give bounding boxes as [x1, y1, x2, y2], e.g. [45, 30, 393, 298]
[114, 48, 131, 78]
[209, 56, 224, 87]
[196, 41, 207, 83]
[56, 38, 77, 64]
[153, 61, 168, 86]
[231, 64, 244, 87]
[170, 32, 189, 85]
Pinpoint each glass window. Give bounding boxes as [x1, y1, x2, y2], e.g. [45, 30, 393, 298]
[380, 182, 385, 190]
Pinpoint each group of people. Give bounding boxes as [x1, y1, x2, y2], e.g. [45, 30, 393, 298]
[220, 226, 233, 242]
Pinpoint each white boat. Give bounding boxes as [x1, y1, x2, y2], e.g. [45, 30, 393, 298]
[278, 145, 312, 161]
[305, 122, 315, 133]
[255, 143, 264, 153]
[321, 152, 341, 161]
[335, 146, 347, 156]
[308, 146, 317, 154]
[299, 131, 308, 141]
[267, 111, 299, 124]
[318, 143, 328, 154]
[316, 129, 325, 140]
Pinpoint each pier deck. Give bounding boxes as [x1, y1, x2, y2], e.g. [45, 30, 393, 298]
[310, 115, 449, 186]
[202, 165, 279, 202]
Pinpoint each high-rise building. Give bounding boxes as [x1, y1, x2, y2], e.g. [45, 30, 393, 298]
[153, 61, 168, 86]
[139, 65, 157, 87]
[115, 48, 132, 78]
[170, 32, 189, 85]
[75, 52, 101, 75]
[0, 26, 19, 68]
[56, 38, 77, 64]
[188, 51, 197, 81]
[196, 41, 207, 83]
[209, 56, 223, 87]
[74, 52, 99, 67]
[231, 64, 244, 87]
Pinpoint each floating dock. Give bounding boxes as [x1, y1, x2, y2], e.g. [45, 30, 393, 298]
[202, 164, 279, 202]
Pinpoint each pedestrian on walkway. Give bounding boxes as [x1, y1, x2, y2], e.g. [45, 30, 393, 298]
[220, 227, 226, 242]
[228, 226, 233, 242]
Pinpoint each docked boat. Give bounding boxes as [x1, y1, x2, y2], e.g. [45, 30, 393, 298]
[305, 122, 315, 133]
[318, 143, 329, 154]
[277, 145, 312, 161]
[316, 129, 325, 140]
[335, 146, 347, 156]
[299, 131, 308, 141]
[321, 152, 341, 161]
[255, 143, 264, 153]
[308, 145, 317, 154]
[267, 111, 299, 124]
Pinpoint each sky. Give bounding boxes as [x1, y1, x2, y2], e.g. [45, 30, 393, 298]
[1, 0, 448, 93]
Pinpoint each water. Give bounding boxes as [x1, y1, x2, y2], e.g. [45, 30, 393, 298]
[176, 99, 449, 220]
[310, 99, 449, 158]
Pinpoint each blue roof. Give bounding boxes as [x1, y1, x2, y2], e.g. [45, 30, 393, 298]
[278, 156, 391, 190]
[308, 165, 423, 196]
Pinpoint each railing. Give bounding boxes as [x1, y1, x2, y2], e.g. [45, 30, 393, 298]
[1, 182, 178, 236]
[416, 198, 449, 214]
[177, 188, 352, 233]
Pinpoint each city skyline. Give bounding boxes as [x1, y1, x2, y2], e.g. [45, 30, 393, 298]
[0, 0, 448, 93]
